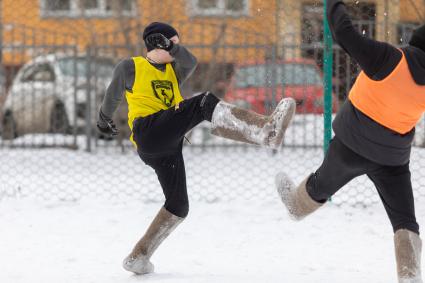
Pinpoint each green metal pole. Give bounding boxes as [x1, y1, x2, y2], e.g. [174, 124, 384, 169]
[323, 0, 333, 153]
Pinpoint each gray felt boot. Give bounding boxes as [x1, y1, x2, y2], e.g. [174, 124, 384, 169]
[211, 98, 296, 149]
[395, 229, 423, 283]
[275, 173, 323, 221]
[123, 207, 184, 275]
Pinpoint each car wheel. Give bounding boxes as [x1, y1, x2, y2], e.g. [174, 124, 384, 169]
[2, 111, 18, 140]
[50, 102, 70, 134]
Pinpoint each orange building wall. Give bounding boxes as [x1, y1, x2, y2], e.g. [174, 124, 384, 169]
[2, 0, 419, 66]
[400, 0, 425, 22]
[1, 0, 277, 65]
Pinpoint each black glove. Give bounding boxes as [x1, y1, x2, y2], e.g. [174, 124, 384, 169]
[145, 33, 174, 51]
[97, 110, 118, 138]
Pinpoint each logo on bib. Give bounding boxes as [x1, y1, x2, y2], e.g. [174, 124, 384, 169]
[151, 80, 175, 107]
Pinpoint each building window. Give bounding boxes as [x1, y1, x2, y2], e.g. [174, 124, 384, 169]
[190, 0, 249, 16]
[83, 0, 99, 10]
[300, 2, 376, 101]
[45, 0, 70, 11]
[40, 0, 136, 18]
[301, 2, 376, 53]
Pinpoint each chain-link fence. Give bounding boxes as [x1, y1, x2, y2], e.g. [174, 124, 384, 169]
[0, 0, 424, 206]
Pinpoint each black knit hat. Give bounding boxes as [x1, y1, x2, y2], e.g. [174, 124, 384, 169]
[409, 24, 425, 52]
[143, 22, 178, 51]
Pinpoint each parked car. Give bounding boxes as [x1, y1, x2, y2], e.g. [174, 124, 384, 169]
[1, 54, 114, 139]
[224, 59, 336, 114]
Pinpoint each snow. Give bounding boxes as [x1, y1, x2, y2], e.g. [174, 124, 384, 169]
[0, 119, 424, 283]
[1, 145, 425, 206]
[1, 198, 424, 283]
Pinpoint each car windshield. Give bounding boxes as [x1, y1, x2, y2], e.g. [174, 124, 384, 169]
[58, 57, 114, 78]
[234, 63, 322, 88]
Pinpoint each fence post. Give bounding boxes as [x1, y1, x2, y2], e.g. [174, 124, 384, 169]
[85, 46, 93, 153]
[271, 45, 278, 110]
[323, 0, 333, 153]
[72, 44, 78, 149]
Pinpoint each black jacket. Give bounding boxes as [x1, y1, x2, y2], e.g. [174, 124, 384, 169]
[328, 0, 425, 166]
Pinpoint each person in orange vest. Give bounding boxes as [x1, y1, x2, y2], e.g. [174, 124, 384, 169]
[97, 22, 296, 275]
[275, 1, 425, 282]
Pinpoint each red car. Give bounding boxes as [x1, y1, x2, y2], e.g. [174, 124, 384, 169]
[224, 59, 335, 114]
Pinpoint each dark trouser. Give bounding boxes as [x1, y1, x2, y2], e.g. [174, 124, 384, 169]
[307, 137, 419, 234]
[132, 92, 220, 218]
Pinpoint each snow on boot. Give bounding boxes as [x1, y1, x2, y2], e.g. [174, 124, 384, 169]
[123, 254, 154, 275]
[275, 173, 323, 221]
[395, 229, 423, 283]
[123, 207, 184, 275]
[211, 98, 296, 149]
[263, 98, 297, 148]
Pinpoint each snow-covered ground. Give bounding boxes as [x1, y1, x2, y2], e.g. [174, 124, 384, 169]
[1, 198, 424, 283]
[0, 115, 424, 283]
[0, 147, 424, 283]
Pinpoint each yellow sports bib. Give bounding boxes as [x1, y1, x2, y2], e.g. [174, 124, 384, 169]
[126, 57, 184, 143]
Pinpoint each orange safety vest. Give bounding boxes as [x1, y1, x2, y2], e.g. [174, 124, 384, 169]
[349, 51, 425, 134]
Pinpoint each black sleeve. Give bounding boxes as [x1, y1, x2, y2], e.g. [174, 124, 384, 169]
[99, 59, 135, 125]
[327, 0, 401, 80]
[169, 44, 198, 85]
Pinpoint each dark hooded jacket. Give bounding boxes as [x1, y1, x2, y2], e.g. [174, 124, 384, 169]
[328, 0, 425, 166]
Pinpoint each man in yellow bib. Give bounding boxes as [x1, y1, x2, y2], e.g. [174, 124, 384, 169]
[97, 22, 296, 275]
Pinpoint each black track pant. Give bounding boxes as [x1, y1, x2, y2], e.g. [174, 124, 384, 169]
[307, 137, 419, 234]
[132, 92, 220, 218]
